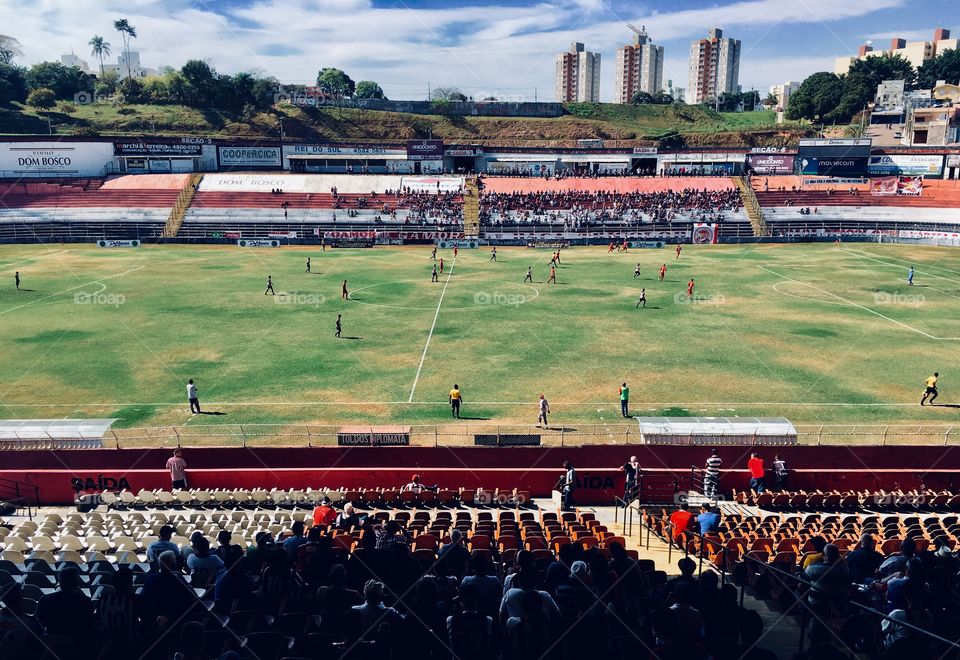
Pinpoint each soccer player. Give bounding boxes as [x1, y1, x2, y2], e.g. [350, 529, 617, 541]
[659, 264, 666, 282]
[431, 264, 439, 282]
[633, 263, 641, 279]
[14, 271, 20, 290]
[453, 246, 459, 258]
[335, 314, 342, 338]
[490, 247, 497, 262]
[636, 289, 646, 308]
[676, 245, 683, 260]
[619, 382, 630, 418]
[554, 250, 561, 265]
[449, 384, 463, 418]
[265, 275, 275, 295]
[341, 280, 349, 300]
[921, 372, 939, 406]
[524, 266, 533, 283]
[187, 379, 201, 414]
[548, 266, 557, 284]
[621, 239, 628, 253]
[687, 278, 695, 299]
[431, 246, 437, 261]
[908, 266, 915, 286]
[305, 257, 311, 273]
[608, 242, 615, 253]
[439, 258, 445, 274]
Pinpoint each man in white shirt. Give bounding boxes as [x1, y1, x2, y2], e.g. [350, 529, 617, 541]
[187, 379, 201, 414]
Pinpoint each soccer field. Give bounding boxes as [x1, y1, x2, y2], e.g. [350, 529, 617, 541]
[0, 242, 957, 432]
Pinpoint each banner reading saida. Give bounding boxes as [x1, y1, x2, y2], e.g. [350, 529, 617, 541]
[898, 176, 924, 196]
[692, 223, 718, 244]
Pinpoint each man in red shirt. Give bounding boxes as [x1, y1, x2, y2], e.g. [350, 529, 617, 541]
[668, 503, 693, 542]
[312, 497, 337, 527]
[748, 452, 766, 494]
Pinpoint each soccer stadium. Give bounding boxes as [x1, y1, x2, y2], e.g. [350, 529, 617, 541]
[4, 7, 960, 660]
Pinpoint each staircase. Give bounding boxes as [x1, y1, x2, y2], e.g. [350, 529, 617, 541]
[734, 177, 767, 237]
[462, 177, 480, 238]
[0, 476, 40, 520]
[162, 173, 204, 238]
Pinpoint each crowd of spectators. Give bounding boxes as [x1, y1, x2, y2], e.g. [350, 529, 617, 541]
[0, 513, 785, 660]
[480, 188, 741, 227]
[324, 188, 464, 226]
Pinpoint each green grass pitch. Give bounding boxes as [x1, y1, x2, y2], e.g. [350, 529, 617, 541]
[0, 242, 957, 431]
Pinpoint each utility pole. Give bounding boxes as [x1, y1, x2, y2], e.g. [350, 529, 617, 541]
[428, 82, 431, 101]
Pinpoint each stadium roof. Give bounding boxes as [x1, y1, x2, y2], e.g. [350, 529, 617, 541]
[0, 419, 117, 440]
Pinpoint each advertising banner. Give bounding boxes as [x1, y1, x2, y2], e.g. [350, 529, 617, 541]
[267, 231, 297, 239]
[97, 239, 141, 248]
[899, 229, 960, 240]
[406, 139, 444, 161]
[0, 142, 114, 177]
[632, 147, 658, 154]
[237, 239, 280, 247]
[692, 223, 718, 244]
[867, 155, 944, 176]
[218, 146, 282, 168]
[148, 159, 171, 172]
[948, 155, 960, 168]
[114, 140, 205, 157]
[748, 154, 795, 174]
[800, 157, 868, 177]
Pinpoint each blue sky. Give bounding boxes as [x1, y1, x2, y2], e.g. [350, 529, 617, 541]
[3, 0, 959, 101]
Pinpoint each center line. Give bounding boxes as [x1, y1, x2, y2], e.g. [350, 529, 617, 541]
[409, 256, 456, 402]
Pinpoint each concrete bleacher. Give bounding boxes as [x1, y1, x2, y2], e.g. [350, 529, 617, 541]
[482, 176, 737, 194]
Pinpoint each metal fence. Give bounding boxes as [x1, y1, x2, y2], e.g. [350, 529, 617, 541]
[62, 422, 960, 449]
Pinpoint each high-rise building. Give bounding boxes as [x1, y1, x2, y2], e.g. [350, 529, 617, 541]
[613, 25, 664, 104]
[60, 53, 91, 74]
[835, 27, 958, 75]
[555, 42, 601, 102]
[687, 27, 741, 105]
[769, 81, 800, 111]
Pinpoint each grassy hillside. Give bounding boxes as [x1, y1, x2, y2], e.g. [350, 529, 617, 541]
[0, 101, 812, 147]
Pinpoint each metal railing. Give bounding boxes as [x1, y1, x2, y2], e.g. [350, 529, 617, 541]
[23, 421, 958, 449]
[0, 476, 40, 520]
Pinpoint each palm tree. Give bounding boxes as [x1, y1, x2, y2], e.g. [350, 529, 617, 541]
[89, 35, 111, 78]
[113, 18, 137, 79]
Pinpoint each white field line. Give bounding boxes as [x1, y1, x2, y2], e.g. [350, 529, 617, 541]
[0, 400, 939, 408]
[408, 255, 456, 402]
[839, 248, 960, 286]
[0, 249, 69, 269]
[0, 265, 145, 316]
[759, 265, 959, 340]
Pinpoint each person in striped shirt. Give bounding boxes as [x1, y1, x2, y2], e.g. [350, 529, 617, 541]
[704, 449, 722, 499]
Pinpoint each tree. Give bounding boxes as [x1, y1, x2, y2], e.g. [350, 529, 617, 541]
[430, 86, 467, 102]
[180, 59, 217, 106]
[763, 92, 778, 109]
[117, 77, 143, 103]
[113, 18, 137, 79]
[0, 34, 23, 64]
[631, 91, 655, 105]
[27, 87, 55, 109]
[653, 91, 674, 105]
[354, 80, 385, 100]
[94, 70, 118, 98]
[918, 48, 960, 88]
[846, 53, 915, 91]
[0, 63, 27, 104]
[316, 67, 355, 99]
[89, 36, 111, 78]
[786, 72, 844, 121]
[25, 62, 92, 99]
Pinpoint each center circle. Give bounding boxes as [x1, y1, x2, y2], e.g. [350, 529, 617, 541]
[348, 279, 540, 311]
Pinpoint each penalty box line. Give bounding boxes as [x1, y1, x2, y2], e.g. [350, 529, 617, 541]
[408, 255, 456, 402]
[759, 265, 958, 341]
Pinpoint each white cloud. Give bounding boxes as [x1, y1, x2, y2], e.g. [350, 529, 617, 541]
[0, 0, 911, 101]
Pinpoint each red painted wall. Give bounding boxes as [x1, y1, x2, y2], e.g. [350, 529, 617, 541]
[2, 444, 959, 505]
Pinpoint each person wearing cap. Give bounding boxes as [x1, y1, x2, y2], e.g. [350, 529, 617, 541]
[313, 496, 337, 526]
[404, 474, 426, 493]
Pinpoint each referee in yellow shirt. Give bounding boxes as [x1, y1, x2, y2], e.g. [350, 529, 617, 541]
[449, 384, 463, 418]
[921, 372, 939, 406]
